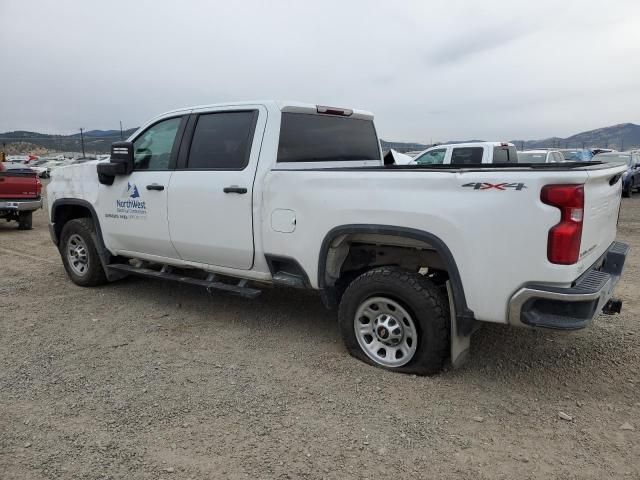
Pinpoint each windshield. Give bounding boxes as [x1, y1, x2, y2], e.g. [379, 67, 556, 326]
[277, 113, 381, 162]
[518, 152, 547, 163]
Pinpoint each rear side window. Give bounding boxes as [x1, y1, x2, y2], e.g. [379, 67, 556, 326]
[277, 113, 380, 163]
[187, 111, 258, 169]
[493, 146, 518, 163]
[450, 147, 483, 164]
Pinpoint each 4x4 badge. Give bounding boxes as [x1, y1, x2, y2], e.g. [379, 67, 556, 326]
[462, 182, 527, 191]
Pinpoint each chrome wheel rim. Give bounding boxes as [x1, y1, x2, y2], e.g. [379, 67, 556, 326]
[66, 234, 89, 276]
[354, 296, 418, 367]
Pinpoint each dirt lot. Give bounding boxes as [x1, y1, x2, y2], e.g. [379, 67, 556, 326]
[1, 186, 639, 480]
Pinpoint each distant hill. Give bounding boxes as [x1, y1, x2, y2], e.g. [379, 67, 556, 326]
[0, 128, 138, 154]
[511, 123, 640, 150]
[2, 122, 639, 155]
[384, 123, 640, 153]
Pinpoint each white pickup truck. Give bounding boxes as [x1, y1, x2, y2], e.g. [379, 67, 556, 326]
[410, 142, 518, 165]
[47, 101, 629, 375]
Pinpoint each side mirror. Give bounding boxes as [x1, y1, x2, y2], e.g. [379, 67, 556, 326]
[110, 141, 134, 174]
[96, 141, 134, 185]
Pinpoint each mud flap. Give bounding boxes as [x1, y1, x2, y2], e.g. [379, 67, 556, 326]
[447, 281, 470, 369]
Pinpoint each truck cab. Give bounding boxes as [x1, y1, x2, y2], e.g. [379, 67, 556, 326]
[412, 142, 518, 165]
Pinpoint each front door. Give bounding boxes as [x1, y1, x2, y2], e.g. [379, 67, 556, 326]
[98, 116, 185, 259]
[168, 107, 265, 269]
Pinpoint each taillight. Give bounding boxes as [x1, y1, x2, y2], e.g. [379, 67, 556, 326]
[541, 184, 584, 265]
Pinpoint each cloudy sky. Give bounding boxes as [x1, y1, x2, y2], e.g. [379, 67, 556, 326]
[2, 0, 640, 142]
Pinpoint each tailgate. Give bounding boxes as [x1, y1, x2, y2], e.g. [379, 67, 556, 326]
[580, 164, 626, 265]
[0, 170, 40, 199]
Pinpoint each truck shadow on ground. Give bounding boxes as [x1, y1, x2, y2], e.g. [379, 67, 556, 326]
[104, 274, 633, 392]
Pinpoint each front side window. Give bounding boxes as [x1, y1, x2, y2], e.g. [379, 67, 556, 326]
[414, 148, 446, 165]
[132, 117, 182, 170]
[187, 111, 258, 169]
[451, 147, 484, 164]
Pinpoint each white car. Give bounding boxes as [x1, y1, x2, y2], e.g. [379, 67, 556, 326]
[518, 150, 566, 163]
[46, 101, 628, 375]
[411, 142, 518, 165]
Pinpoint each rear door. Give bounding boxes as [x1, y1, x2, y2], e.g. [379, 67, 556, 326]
[167, 106, 265, 269]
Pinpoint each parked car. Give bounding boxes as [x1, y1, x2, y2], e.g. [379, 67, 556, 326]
[411, 142, 518, 165]
[28, 159, 54, 178]
[592, 152, 640, 197]
[0, 162, 42, 229]
[559, 149, 594, 162]
[518, 150, 566, 163]
[47, 101, 628, 375]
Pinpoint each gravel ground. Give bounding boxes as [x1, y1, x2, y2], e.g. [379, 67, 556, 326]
[1, 185, 639, 479]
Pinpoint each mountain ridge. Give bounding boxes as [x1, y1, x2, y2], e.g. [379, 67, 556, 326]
[2, 123, 639, 155]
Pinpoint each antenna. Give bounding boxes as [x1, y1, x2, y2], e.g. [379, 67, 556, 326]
[79, 128, 86, 158]
[120, 121, 124, 141]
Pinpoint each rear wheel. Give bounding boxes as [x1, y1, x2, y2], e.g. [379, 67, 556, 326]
[59, 218, 108, 287]
[17, 211, 33, 230]
[338, 267, 450, 375]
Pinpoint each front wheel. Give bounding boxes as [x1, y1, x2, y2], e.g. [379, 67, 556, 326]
[623, 184, 632, 198]
[59, 218, 108, 287]
[338, 267, 450, 375]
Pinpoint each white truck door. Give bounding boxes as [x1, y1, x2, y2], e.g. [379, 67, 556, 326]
[167, 107, 266, 270]
[98, 116, 186, 259]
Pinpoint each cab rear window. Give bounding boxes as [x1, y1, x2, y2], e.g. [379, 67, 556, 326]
[277, 113, 380, 163]
[493, 146, 518, 163]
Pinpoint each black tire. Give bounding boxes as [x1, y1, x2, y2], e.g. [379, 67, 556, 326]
[59, 218, 108, 287]
[623, 184, 632, 198]
[338, 267, 449, 375]
[17, 211, 33, 230]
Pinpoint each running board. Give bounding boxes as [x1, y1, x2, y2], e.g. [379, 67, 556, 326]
[106, 264, 261, 298]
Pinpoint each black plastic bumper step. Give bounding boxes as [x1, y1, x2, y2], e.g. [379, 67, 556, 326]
[106, 264, 261, 298]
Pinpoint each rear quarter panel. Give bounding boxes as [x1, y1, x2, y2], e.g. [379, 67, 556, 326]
[262, 167, 619, 324]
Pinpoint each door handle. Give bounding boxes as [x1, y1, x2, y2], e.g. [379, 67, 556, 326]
[146, 184, 165, 191]
[223, 186, 247, 194]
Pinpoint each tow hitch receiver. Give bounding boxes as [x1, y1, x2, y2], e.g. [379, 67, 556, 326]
[603, 298, 622, 315]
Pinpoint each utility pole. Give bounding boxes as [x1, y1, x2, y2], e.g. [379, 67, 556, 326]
[621, 137, 624, 151]
[119, 121, 124, 140]
[79, 128, 86, 158]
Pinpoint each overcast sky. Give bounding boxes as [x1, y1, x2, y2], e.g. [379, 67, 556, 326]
[2, 0, 640, 142]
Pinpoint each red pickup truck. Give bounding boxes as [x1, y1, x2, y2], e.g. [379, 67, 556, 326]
[0, 163, 42, 230]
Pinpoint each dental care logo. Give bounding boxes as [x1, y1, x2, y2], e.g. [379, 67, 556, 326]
[116, 182, 147, 213]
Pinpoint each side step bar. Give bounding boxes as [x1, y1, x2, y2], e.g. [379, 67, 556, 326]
[106, 264, 261, 299]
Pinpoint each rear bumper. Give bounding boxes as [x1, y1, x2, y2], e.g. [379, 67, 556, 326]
[508, 241, 629, 330]
[0, 198, 42, 212]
